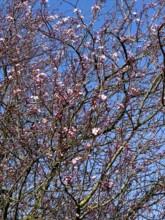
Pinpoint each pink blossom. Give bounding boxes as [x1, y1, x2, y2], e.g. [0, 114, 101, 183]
[139, 72, 145, 78]
[111, 52, 119, 61]
[129, 87, 139, 95]
[63, 127, 68, 132]
[41, 118, 47, 124]
[36, 72, 46, 78]
[43, 92, 49, 97]
[27, 107, 40, 115]
[64, 175, 72, 185]
[41, 0, 49, 3]
[91, 5, 101, 13]
[116, 103, 125, 110]
[63, 127, 77, 137]
[103, 181, 114, 191]
[99, 55, 106, 62]
[6, 16, 14, 21]
[68, 130, 75, 137]
[46, 151, 52, 158]
[13, 89, 22, 95]
[71, 156, 82, 165]
[67, 89, 73, 95]
[61, 17, 69, 23]
[85, 143, 92, 149]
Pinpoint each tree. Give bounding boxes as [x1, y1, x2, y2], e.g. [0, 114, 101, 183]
[0, 0, 165, 219]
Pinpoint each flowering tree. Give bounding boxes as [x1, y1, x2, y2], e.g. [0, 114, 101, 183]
[0, 0, 165, 219]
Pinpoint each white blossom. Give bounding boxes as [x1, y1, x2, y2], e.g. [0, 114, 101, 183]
[92, 127, 101, 136]
[100, 94, 107, 101]
[30, 95, 39, 100]
[71, 157, 82, 165]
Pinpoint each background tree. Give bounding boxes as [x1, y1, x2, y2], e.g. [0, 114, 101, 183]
[0, 0, 165, 219]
